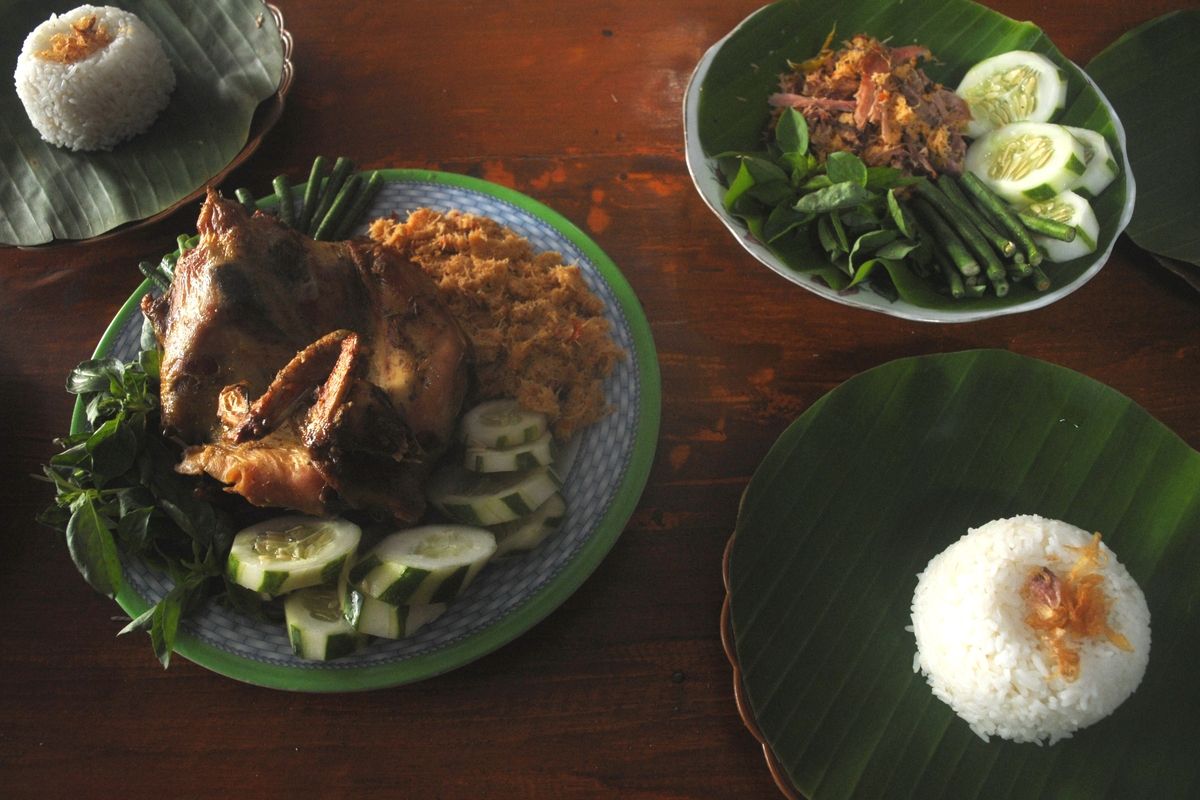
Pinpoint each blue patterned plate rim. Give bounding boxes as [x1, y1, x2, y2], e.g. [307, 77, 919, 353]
[72, 169, 661, 691]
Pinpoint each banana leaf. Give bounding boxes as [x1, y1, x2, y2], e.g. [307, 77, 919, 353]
[728, 350, 1200, 799]
[691, 0, 1132, 315]
[0, 0, 285, 246]
[1087, 10, 1200, 269]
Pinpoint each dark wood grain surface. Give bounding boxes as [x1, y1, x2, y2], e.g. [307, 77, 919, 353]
[2, 1, 1197, 798]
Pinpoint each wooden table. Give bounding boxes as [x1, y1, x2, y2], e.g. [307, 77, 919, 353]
[2, 1, 1196, 797]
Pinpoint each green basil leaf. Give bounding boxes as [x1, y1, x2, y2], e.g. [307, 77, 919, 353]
[849, 230, 900, 269]
[775, 107, 809, 156]
[764, 205, 814, 243]
[67, 359, 123, 395]
[794, 182, 873, 214]
[875, 239, 919, 260]
[887, 189, 915, 238]
[865, 166, 924, 191]
[846, 257, 894, 288]
[800, 174, 833, 191]
[88, 418, 139, 488]
[66, 495, 122, 598]
[149, 593, 184, 668]
[746, 181, 795, 206]
[826, 151, 868, 187]
[829, 210, 850, 252]
[117, 506, 157, 553]
[816, 214, 841, 254]
[723, 160, 756, 210]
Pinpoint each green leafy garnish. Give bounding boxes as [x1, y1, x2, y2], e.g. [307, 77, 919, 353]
[39, 239, 235, 668]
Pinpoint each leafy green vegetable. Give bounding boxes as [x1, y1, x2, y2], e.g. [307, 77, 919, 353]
[40, 239, 234, 668]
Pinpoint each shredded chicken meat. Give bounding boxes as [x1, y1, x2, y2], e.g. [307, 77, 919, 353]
[769, 34, 971, 177]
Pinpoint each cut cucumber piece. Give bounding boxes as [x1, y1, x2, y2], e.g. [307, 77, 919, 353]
[493, 493, 567, 557]
[429, 464, 561, 526]
[461, 399, 548, 449]
[1064, 126, 1119, 199]
[348, 525, 497, 606]
[343, 586, 446, 640]
[1024, 190, 1099, 262]
[465, 431, 555, 473]
[285, 585, 364, 661]
[226, 515, 360, 597]
[956, 50, 1067, 137]
[965, 122, 1087, 204]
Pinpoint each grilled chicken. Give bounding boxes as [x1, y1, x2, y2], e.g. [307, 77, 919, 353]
[142, 190, 471, 523]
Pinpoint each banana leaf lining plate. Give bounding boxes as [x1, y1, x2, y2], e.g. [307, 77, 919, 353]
[0, 0, 293, 247]
[73, 169, 662, 691]
[724, 350, 1200, 799]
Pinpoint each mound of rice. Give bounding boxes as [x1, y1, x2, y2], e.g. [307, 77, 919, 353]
[910, 515, 1150, 745]
[14, 5, 174, 152]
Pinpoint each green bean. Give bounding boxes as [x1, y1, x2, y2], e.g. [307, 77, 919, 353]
[308, 157, 354, 236]
[272, 175, 295, 228]
[314, 174, 363, 241]
[296, 156, 328, 233]
[334, 170, 384, 240]
[1017, 211, 1077, 242]
[235, 188, 256, 212]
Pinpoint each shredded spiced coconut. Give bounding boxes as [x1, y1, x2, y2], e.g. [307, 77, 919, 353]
[369, 209, 624, 440]
[769, 34, 970, 178]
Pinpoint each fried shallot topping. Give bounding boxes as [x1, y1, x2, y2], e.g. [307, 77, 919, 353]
[1021, 533, 1134, 682]
[769, 33, 970, 178]
[37, 14, 113, 64]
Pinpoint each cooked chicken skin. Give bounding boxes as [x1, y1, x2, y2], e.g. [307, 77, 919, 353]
[142, 190, 471, 522]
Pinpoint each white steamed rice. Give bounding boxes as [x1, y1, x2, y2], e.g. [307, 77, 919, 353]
[909, 515, 1150, 745]
[14, 5, 174, 152]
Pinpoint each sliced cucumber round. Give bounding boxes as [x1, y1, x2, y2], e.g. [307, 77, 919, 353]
[285, 585, 364, 661]
[1064, 126, 1119, 199]
[429, 463, 561, 526]
[226, 515, 360, 597]
[465, 431, 555, 473]
[348, 525, 497, 606]
[956, 50, 1067, 137]
[965, 122, 1087, 204]
[343, 586, 446, 640]
[461, 399, 548, 449]
[1024, 190, 1098, 262]
[493, 493, 567, 557]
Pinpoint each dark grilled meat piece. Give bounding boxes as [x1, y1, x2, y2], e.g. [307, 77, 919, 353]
[142, 190, 471, 522]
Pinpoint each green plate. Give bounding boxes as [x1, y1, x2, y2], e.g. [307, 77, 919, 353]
[726, 350, 1200, 798]
[683, 0, 1135, 322]
[0, 0, 290, 246]
[73, 170, 661, 691]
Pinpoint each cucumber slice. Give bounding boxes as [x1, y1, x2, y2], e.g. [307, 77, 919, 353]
[965, 122, 1087, 204]
[348, 525, 497, 606]
[343, 585, 446, 640]
[493, 493, 567, 557]
[1024, 190, 1099, 262]
[226, 515, 360, 597]
[428, 464, 561, 526]
[285, 585, 364, 661]
[956, 50, 1067, 137]
[461, 399, 548, 449]
[465, 431, 555, 473]
[1064, 126, 1119, 199]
